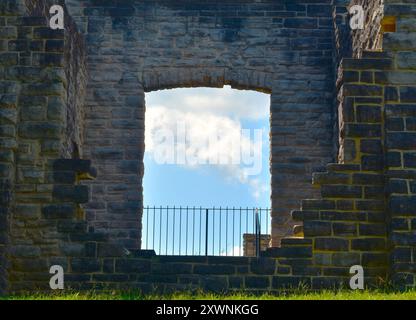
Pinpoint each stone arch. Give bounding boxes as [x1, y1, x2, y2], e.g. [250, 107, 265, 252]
[142, 67, 272, 94]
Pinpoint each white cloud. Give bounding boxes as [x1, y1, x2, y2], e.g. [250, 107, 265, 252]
[147, 86, 269, 120]
[220, 245, 243, 257]
[145, 87, 270, 200]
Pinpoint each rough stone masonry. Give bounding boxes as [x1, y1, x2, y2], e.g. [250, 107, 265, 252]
[0, 0, 415, 294]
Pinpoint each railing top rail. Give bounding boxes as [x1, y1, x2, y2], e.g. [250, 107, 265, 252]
[144, 206, 270, 210]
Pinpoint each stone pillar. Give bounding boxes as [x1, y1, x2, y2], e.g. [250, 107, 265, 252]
[270, 81, 334, 247]
[243, 234, 271, 257]
[83, 70, 145, 250]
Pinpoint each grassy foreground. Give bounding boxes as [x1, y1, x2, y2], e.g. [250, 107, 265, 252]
[3, 289, 416, 300]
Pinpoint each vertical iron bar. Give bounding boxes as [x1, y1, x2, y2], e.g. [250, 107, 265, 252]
[219, 207, 221, 255]
[192, 206, 195, 255]
[225, 208, 228, 256]
[166, 206, 169, 255]
[145, 206, 148, 249]
[246, 208, 249, 256]
[186, 206, 189, 255]
[205, 208, 209, 256]
[173, 206, 176, 255]
[239, 207, 242, 257]
[179, 206, 182, 255]
[253, 208, 256, 257]
[232, 207, 235, 257]
[212, 208, 214, 255]
[256, 208, 260, 257]
[199, 207, 202, 255]
[159, 206, 162, 255]
[152, 206, 155, 250]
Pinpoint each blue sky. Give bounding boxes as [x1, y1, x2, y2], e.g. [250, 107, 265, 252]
[143, 86, 271, 209]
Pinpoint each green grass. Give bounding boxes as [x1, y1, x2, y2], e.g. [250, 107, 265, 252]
[3, 289, 416, 300]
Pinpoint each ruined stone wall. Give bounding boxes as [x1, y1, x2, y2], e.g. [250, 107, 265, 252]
[1, 0, 416, 294]
[66, 0, 337, 249]
[383, 0, 416, 290]
[0, 0, 91, 292]
[25, 0, 87, 158]
[0, 0, 27, 296]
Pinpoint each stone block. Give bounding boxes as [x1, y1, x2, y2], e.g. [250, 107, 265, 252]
[400, 87, 416, 103]
[57, 221, 87, 233]
[245, 276, 270, 289]
[333, 223, 357, 236]
[115, 259, 151, 273]
[193, 264, 235, 275]
[42, 204, 76, 219]
[351, 238, 386, 251]
[345, 124, 381, 138]
[362, 253, 388, 267]
[356, 105, 381, 123]
[52, 171, 76, 184]
[71, 258, 101, 273]
[321, 185, 362, 198]
[98, 243, 126, 257]
[0, 53, 17, 65]
[390, 196, 416, 216]
[200, 276, 228, 292]
[343, 84, 383, 97]
[314, 238, 349, 251]
[284, 18, 317, 29]
[19, 122, 62, 139]
[303, 221, 332, 236]
[33, 27, 64, 40]
[152, 263, 193, 275]
[45, 40, 64, 53]
[250, 258, 276, 275]
[53, 159, 92, 173]
[362, 155, 384, 171]
[301, 200, 335, 210]
[360, 140, 382, 154]
[52, 185, 89, 203]
[15, 204, 40, 221]
[359, 223, 386, 236]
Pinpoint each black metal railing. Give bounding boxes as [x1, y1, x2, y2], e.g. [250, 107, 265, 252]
[142, 206, 271, 257]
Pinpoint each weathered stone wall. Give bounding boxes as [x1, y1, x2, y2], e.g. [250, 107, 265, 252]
[0, 0, 27, 296]
[24, 0, 87, 158]
[0, 0, 90, 292]
[1, 0, 416, 294]
[66, 0, 337, 249]
[383, 0, 416, 290]
[293, 53, 391, 287]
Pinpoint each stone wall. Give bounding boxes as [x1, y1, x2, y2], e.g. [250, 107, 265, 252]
[383, 0, 416, 290]
[0, 0, 27, 296]
[67, 0, 337, 248]
[1, 0, 416, 294]
[0, 0, 90, 293]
